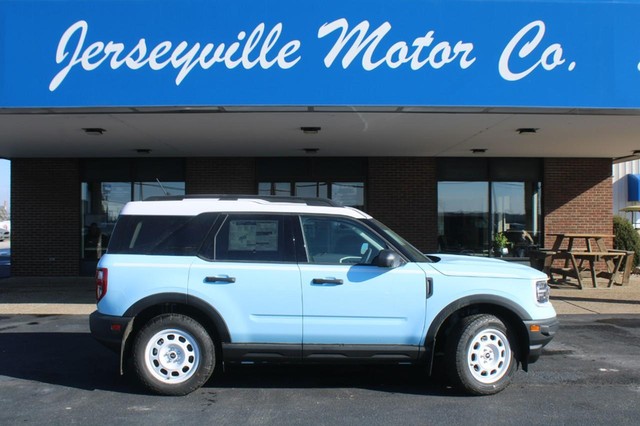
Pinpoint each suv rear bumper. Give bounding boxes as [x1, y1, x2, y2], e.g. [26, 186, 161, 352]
[90, 310, 133, 352]
[525, 316, 559, 363]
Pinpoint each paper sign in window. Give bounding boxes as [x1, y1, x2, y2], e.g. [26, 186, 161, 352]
[228, 220, 278, 251]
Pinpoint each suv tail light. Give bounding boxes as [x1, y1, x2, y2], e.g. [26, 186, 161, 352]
[96, 268, 108, 302]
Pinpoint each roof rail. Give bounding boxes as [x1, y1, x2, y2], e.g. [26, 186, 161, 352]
[143, 194, 343, 207]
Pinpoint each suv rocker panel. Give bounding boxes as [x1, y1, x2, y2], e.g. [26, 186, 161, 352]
[222, 343, 422, 364]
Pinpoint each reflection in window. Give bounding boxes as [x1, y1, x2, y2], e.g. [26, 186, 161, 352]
[258, 182, 291, 197]
[300, 216, 386, 265]
[81, 181, 185, 260]
[492, 182, 541, 258]
[331, 182, 364, 210]
[259, 181, 364, 210]
[133, 181, 186, 200]
[437, 181, 541, 258]
[438, 182, 489, 256]
[295, 182, 328, 198]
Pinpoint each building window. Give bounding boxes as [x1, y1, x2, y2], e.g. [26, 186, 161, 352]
[436, 158, 542, 258]
[256, 158, 367, 210]
[80, 159, 185, 274]
[259, 181, 364, 210]
[437, 182, 489, 256]
[81, 181, 185, 260]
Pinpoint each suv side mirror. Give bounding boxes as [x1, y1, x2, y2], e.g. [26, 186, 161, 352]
[373, 249, 403, 268]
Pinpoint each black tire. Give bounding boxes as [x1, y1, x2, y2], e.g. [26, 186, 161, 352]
[445, 314, 517, 395]
[132, 314, 216, 396]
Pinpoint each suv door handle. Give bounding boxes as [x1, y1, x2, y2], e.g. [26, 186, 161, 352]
[312, 278, 344, 285]
[204, 276, 236, 283]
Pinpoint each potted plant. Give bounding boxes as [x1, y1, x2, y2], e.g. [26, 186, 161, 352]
[493, 232, 509, 257]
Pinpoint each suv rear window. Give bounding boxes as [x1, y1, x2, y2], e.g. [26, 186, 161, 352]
[107, 214, 218, 255]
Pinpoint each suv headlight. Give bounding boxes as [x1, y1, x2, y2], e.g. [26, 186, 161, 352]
[536, 280, 550, 304]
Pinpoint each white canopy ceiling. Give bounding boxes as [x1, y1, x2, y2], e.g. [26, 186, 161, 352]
[2, 107, 640, 160]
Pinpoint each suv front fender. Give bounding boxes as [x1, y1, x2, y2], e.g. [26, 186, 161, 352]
[424, 295, 534, 373]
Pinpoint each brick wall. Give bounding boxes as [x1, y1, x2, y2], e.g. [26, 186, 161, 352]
[367, 157, 438, 252]
[543, 158, 613, 249]
[11, 159, 80, 276]
[186, 158, 256, 194]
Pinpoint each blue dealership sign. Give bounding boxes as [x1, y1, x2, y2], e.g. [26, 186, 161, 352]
[1, 0, 640, 108]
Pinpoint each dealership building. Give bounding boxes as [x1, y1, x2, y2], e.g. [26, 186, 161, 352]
[1, 0, 640, 276]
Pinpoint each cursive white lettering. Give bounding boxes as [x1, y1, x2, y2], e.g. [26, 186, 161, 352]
[318, 18, 476, 71]
[49, 20, 302, 91]
[499, 20, 574, 81]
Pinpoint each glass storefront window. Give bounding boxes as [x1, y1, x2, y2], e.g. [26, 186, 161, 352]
[259, 181, 364, 209]
[331, 182, 364, 210]
[438, 181, 541, 258]
[295, 182, 328, 198]
[259, 182, 292, 196]
[492, 182, 541, 258]
[438, 182, 490, 256]
[79, 158, 185, 275]
[133, 181, 185, 200]
[81, 181, 185, 263]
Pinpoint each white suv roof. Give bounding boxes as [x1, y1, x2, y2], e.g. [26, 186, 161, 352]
[120, 195, 372, 219]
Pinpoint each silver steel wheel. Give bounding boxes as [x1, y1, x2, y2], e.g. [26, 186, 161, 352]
[467, 327, 512, 384]
[144, 328, 201, 384]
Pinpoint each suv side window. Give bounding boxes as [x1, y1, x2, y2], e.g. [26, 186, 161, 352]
[213, 214, 295, 262]
[107, 213, 218, 256]
[300, 215, 388, 265]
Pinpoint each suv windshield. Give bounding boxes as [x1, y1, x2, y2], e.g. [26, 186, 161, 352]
[366, 219, 430, 263]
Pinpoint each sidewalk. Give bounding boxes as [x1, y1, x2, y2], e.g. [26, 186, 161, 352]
[0, 277, 95, 315]
[550, 273, 640, 314]
[0, 275, 639, 316]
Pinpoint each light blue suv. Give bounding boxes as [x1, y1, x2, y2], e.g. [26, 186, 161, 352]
[90, 196, 558, 396]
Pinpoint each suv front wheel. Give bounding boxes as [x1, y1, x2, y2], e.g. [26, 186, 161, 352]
[132, 313, 216, 395]
[446, 314, 517, 395]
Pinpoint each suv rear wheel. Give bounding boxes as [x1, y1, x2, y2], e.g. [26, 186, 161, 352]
[446, 314, 517, 395]
[132, 313, 216, 395]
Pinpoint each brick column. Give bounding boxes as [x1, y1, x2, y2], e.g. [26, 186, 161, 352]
[543, 158, 613, 248]
[11, 159, 80, 276]
[367, 157, 438, 252]
[186, 158, 256, 194]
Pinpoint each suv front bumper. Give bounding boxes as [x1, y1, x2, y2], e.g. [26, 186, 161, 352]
[524, 316, 560, 363]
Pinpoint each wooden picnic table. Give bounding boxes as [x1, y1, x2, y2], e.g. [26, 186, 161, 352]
[531, 233, 633, 289]
[548, 233, 613, 252]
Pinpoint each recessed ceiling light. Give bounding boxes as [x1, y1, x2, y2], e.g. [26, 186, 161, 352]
[82, 128, 106, 136]
[301, 126, 321, 134]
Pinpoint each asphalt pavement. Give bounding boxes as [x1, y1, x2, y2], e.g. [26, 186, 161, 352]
[1, 313, 640, 425]
[1, 272, 640, 315]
